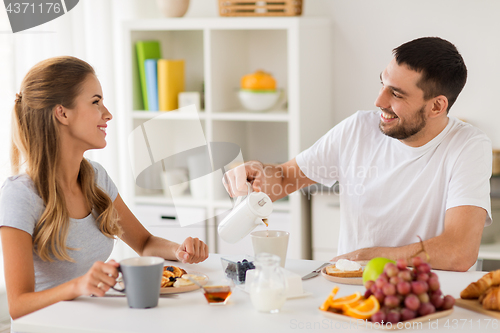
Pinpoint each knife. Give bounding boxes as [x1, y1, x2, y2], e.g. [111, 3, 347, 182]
[301, 262, 331, 280]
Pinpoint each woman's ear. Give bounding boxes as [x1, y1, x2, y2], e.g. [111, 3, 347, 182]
[53, 105, 70, 125]
[430, 95, 449, 118]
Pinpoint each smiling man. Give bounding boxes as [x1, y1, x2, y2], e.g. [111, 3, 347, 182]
[223, 37, 492, 271]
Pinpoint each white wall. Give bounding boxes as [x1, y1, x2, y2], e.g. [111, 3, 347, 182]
[172, 0, 500, 148]
[318, 0, 500, 149]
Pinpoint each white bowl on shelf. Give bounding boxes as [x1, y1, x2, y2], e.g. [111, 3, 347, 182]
[238, 89, 283, 112]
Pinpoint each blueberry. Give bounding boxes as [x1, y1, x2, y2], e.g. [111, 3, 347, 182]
[166, 267, 174, 272]
[225, 263, 239, 279]
[169, 277, 176, 282]
[242, 259, 248, 263]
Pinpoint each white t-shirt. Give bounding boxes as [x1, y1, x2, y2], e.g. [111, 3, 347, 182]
[296, 111, 492, 255]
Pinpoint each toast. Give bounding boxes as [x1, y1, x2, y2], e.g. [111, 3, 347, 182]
[325, 264, 363, 278]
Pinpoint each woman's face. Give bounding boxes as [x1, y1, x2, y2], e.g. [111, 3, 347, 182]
[63, 74, 112, 151]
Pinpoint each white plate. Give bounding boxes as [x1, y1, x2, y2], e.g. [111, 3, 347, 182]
[320, 308, 453, 330]
[114, 271, 208, 295]
[160, 272, 208, 294]
[321, 265, 364, 285]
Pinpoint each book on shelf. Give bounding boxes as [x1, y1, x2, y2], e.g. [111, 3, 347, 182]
[145, 59, 159, 111]
[135, 40, 162, 110]
[158, 59, 185, 111]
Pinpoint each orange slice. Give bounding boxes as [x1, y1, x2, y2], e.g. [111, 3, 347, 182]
[319, 286, 339, 311]
[343, 295, 380, 320]
[328, 291, 362, 309]
[341, 299, 363, 312]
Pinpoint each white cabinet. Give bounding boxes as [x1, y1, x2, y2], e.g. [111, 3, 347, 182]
[117, 18, 332, 259]
[108, 204, 207, 261]
[132, 204, 207, 244]
[311, 191, 340, 261]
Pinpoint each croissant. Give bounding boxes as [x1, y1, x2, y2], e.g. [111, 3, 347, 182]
[460, 269, 500, 299]
[478, 287, 491, 304]
[482, 286, 500, 311]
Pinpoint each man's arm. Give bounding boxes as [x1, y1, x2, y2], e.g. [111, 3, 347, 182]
[332, 205, 486, 271]
[223, 158, 316, 202]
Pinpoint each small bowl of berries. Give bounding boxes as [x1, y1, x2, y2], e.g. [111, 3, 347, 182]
[221, 256, 255, 285]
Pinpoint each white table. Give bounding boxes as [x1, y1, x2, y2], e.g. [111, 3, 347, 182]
[12, 254, 498, 333]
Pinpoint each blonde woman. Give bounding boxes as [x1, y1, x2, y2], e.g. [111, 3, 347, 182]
[0, 56, 208, 319]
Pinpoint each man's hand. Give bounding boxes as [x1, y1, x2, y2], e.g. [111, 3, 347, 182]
[222, 158, 315, 202]
[331, 248, 371, 263]
[222, 161, 265, 197]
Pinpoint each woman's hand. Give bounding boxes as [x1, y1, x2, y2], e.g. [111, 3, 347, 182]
[73, 260, 120, 297]
[175, 237, 208, 264]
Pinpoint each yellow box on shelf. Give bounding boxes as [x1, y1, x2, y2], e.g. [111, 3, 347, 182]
[158, 59, 185, 111]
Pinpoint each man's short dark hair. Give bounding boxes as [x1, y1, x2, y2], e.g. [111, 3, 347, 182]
[393, 37, 467, 112]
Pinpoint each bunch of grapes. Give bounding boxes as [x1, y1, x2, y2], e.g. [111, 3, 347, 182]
[365, 257, 455, 324]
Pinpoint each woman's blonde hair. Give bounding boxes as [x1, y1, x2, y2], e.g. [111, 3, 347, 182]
[11, 56, 122, 262]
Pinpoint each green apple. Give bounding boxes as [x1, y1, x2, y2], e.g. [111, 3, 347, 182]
[362, 257, 396, 284]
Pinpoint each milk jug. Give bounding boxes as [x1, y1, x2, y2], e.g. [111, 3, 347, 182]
[249, 253, 286, 313]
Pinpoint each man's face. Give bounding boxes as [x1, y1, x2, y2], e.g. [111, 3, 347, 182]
[375, 58, 431, 142]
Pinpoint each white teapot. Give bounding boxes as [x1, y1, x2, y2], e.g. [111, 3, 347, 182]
[218, 182, 273, 244]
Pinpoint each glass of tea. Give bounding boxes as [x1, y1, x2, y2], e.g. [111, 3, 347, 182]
[202, 279, 234, 305]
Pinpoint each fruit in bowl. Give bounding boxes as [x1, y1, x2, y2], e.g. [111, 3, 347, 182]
[241, 70, 276, 90]
[239, 70, 282, 111]
[238, 89, 281, 112]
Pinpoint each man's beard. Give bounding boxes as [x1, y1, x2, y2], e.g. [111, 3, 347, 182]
[379, 106, 427, 140]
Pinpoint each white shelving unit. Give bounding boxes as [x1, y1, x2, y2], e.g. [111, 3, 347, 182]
[117, 17, 332, 259]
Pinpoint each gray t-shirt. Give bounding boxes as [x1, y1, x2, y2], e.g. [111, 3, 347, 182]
[0, 160, 118, 292]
